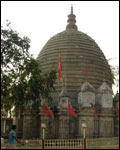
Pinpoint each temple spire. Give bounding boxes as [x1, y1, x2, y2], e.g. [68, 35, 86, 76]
[71, 4, 73, 14]
[66, 5, 78, 30]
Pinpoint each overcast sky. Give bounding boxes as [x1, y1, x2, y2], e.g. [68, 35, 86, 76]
[1, 1, 119, 92]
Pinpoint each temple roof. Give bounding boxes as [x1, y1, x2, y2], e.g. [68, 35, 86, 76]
[80, 82, 95, 92]
[97, 82, 113, 94]
[37, 7, 113, 92]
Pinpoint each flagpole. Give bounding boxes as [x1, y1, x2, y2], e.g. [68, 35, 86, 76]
[84, 67, 87, 82]
[42, 98, 45, 124]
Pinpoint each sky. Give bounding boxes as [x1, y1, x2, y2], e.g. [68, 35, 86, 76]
[1, 1, 119, 92]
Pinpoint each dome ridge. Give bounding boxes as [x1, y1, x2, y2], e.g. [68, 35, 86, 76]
[37, 8, 113, 92]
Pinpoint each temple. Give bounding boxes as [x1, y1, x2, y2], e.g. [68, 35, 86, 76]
[4, 6, 119, 139]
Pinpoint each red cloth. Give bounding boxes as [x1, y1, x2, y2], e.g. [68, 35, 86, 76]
[68, 102, 77, 118]
[43, 103, 54, 118]
[90, 103, 97, 121]
[57, 54, 62, 82]
[93, 104, 97, 121]
[102, 72, 104, 79]
[84, 68, 87, 75]
[62, 76, 65, 82]
[116, 105, 119, 116]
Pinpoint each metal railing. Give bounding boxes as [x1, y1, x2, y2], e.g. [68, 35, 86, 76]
[44, 139, 84, 149]
[1, 139, 84, 149]
[1, 137, 119, 149]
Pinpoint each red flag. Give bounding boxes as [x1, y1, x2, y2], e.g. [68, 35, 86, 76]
[116, 105, 119, 116]
[91, 103, 97, 121]
[57, 54, 62, 82]
[68, 102, 77, 118]
[102, 72, 104, 79]
[84, 68, 87, 75]
[43, 103, 54, 118]
[18, 109, 21, 120]
[62, 76, 65, 82]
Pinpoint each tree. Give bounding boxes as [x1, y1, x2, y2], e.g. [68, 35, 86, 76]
[107, 58, 119, 84]
[1, 21, 31, 111]
[1, 21, 57, 113]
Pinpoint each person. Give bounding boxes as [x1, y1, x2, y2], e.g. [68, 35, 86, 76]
[8, 125, 24, 149]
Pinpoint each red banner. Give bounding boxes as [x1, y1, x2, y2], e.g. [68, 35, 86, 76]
[84, 68, 87, 75]
[43, 103, 54, 118]
[68, 102, 77, 118]
[57, 54, 62, 82]
[116, 105, 119, 116]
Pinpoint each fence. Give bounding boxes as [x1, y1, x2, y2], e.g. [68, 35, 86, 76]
[1, 137, 119, 149]
[1, 139, 42, 149]
[87, 137, 119, 149]
[44, 139, 84, 149]
[1, 139, 84, 149]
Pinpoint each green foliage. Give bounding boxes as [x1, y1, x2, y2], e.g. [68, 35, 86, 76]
[107, 58, 119, 84]
[110, 66, 119, 78]
[1, 22, 31, 75]
[1, 21, 57, 113]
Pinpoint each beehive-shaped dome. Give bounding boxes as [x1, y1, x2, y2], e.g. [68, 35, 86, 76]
[37, 6, 113, 93]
